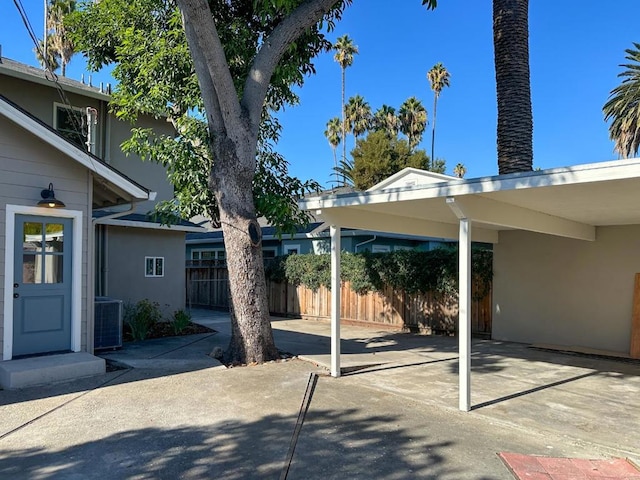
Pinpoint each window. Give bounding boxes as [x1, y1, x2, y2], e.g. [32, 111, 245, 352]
[284, 244, 301, 255]
[371, 245, 391, 253]
[54, 103, 87, 149]
[192, 249, 225, 260]
[394, 246, 414, 252]
[262, 249, 277, 259]
[145, 256, 164, 277]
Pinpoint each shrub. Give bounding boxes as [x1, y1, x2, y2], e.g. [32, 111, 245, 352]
[124, 299, 163, 341]
[171, 309, 192, 335]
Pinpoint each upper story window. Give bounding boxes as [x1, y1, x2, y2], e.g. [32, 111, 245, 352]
[192, 249, 225, 261]
[54, 103, 87, 149]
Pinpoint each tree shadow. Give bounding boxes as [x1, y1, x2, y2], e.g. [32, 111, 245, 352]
[0, 407, 484, 480]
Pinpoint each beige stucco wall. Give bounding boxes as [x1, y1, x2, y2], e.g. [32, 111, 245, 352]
[493, 226, 640, 353]
[105, 226, 186, 318]
[0, 116, 90, 358]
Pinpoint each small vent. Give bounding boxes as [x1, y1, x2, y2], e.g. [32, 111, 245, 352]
[94, 297, 123, 350]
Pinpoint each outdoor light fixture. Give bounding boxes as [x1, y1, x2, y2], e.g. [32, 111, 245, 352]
[37, 183, 66, 208]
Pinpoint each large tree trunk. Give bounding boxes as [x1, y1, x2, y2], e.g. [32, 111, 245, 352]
[212, 135, 279, 364]
[493, 0, 533, 174]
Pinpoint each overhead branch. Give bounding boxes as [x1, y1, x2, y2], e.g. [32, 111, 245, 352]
[242, 0, 341, 132]
[177, 0, 240, 136]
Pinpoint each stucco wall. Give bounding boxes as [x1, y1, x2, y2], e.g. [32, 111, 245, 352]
[493, 226, 640, 353]
[105, 226, 186, 317]
[0, 116, 90, 357]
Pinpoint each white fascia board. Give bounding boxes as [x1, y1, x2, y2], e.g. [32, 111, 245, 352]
[0, 100, 149, 200]
[450, 195, 596, 241]
[300, 158, 640, 211]
[98, 218, 204, 232]
[319, 207, 499, 244]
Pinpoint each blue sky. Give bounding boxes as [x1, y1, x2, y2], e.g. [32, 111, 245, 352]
[3, 1, 640, 188]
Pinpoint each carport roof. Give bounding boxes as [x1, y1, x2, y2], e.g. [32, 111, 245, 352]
[299, 158, 640, 243]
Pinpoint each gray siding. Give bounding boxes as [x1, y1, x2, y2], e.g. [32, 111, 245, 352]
[493, 226, 640, 353]
[0, 116, 90, 357]
[106, 226, 186, 317]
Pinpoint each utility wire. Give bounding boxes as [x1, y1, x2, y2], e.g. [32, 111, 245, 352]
[12, 0, 99, 155]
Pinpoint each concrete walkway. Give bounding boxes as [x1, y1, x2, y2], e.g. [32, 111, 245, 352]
[0, 310, 638, 479]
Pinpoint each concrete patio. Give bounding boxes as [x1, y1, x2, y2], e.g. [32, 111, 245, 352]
[0, 309, 638, 479]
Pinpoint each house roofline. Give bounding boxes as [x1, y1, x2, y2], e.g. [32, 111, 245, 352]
[0, 94, 149, 200]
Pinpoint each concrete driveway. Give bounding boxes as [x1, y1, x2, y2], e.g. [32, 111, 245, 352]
[0, 310, 638, 479]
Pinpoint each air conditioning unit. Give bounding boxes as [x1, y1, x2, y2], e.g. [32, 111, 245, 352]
[94, 297, 123, 350]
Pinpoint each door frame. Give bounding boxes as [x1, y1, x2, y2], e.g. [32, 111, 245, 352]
[3, 205, 83, 360]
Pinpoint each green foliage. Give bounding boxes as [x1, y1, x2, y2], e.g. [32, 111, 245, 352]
[124, 299, 163, 341]
[603, 42, 640, 158]
[350, 130, 443, 190]
[171, 309, 192, 335]
[265, 248, 493, 298]
[67, 0, 329, 233]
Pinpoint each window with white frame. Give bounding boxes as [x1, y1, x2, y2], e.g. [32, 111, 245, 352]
[54, 103, 87, 149]
[191, 249, 225, 260]
[145, 257, 164, 277]
[284, 244, 301, 255]
[371, 244, 391, 253]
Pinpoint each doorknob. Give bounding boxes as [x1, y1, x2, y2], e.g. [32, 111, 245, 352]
[14, 283, 19, 288]
[13, 293, 19, 299]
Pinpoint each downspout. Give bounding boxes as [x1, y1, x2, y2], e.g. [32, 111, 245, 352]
[354, 235, 376, 253]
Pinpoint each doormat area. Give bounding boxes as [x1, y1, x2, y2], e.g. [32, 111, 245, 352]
[499, 452, 640, 479]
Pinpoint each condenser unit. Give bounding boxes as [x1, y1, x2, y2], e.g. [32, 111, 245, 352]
[94, 297, 123, 350]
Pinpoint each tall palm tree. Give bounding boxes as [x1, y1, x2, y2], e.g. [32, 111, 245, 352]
[399, 97, 427, 150]
[603, 43, 640, 158]
[324, 117, 342, 175]
[427, 63, 450, 164]
[345, 94, 371, 139]
[493, 0, 533, 174]
[372, 104, 399, 137]
[453, 163, 467, 178]
[334, 35, 358, 171]
[37, 0, 77, 76]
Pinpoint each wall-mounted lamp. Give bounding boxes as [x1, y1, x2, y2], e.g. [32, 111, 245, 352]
[37, 183, 66, 208]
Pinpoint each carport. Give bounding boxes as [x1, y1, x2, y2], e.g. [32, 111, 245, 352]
[299, 159, 640, 411]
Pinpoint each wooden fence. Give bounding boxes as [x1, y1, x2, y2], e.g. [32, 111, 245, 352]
[186, 262, 492, 336]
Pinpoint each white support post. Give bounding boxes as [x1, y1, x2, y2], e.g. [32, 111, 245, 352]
[330, 225, 341, 377]
[459, 218, 472, 411]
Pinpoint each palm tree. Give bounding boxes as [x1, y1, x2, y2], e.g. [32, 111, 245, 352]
[37, 0, 77, 76]
[372, 105, 399, 137]
[345, 94, 371, 139]
[324, 117, 342, 175]
[453, 163, 467, 178]
[603, 43, 640, 158]
[427, 63, 450, 164]
[399, 97, 427, 150]
[493, 0, 533, 174]
[334, 35, 358, 169]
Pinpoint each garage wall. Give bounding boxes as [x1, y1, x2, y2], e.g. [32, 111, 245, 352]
[493, 226, 640, 353]
[105, 226, 186, 318]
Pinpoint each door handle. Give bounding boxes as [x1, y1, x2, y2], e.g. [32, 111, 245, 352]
[14, 283, 19, 288]
[13, 293, 19, 299]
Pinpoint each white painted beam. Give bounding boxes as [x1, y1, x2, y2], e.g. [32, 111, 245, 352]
[318, 208, 499, 244]
[330, 225, 341, 378]
[451, 195, 595, 241]
[458, 218, 472, 412]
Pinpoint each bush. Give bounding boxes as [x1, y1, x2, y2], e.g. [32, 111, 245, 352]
[124, 299, 163, 341]
[265, 247, 492, 297]
[171, 309, 192, 335]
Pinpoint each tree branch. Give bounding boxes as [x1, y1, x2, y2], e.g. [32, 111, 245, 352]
[176, 0, 240, 136]
[242, 0, 341, 132]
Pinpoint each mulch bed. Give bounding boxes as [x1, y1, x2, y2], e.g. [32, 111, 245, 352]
[123, 321, 215, 343]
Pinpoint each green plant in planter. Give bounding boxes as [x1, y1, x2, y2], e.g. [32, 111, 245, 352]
[171, 309, 192, 335]
[124, 299, 162, 341]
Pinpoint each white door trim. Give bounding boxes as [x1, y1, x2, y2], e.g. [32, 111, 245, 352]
[3, 205, 83, 360]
